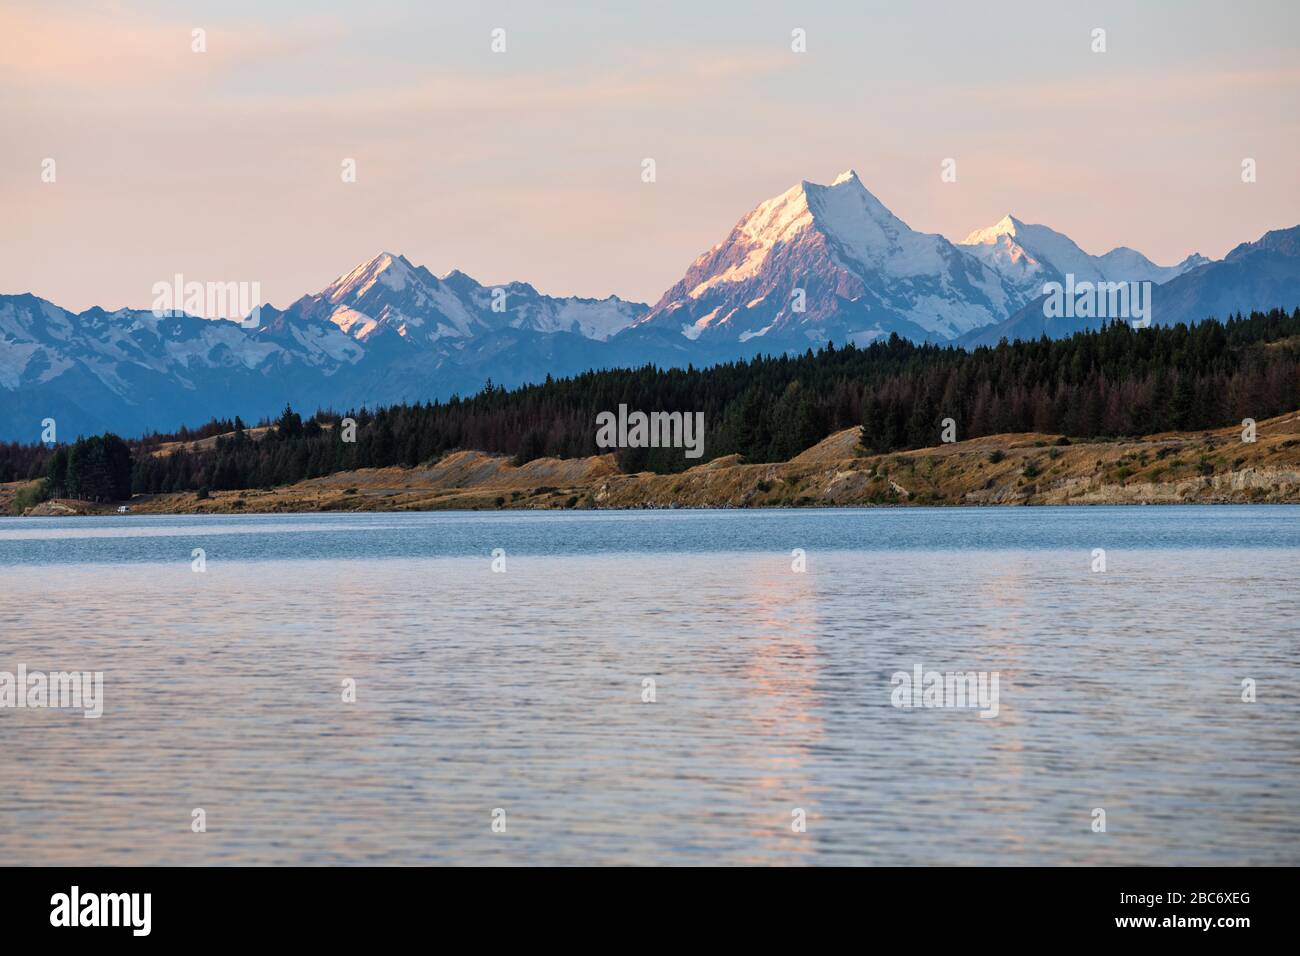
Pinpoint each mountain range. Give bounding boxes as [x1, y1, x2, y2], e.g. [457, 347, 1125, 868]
[3, 170, 1298, 441]
[959, 224, 1300, 346]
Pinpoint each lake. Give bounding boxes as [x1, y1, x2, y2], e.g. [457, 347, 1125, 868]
[1, 506, 1297, 865]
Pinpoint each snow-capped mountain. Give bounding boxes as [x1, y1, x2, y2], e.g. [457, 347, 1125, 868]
[0, 293, 354, 440]
[959, 224, 1300, 347]
[632, 170, 1030, 347]
[958, 214, 1207, 297]
[293, 252, 643, 345]
[0, 257, 648, 441]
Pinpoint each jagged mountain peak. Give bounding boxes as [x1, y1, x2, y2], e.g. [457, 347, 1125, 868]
[296, 250, 647, 347]
[961, 214, 1025, 246]
[439, 267, 477, 283]
[959, 215, 1204, 289]
[322, 251, 427, 305]
[638, 168, 1019, 344]
[800, 174, 928, 272]
[693, 171, 929, 290]
[960, 215, 1076, 253]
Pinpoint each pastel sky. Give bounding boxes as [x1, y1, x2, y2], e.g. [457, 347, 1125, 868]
[3, 0, 1298, 315]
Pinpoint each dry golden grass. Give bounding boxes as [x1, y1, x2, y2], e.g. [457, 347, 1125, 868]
[7, 411, 1300, 516]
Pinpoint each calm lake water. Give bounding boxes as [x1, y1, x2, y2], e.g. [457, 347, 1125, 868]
[1, 506, 1297, 865]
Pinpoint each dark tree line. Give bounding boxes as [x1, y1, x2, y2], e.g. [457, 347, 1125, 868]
[42, 434, 133, 502]
[3, 308, 1298, 499]
[857, 313, 1300, 452]
[0, 440, 47, 483]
